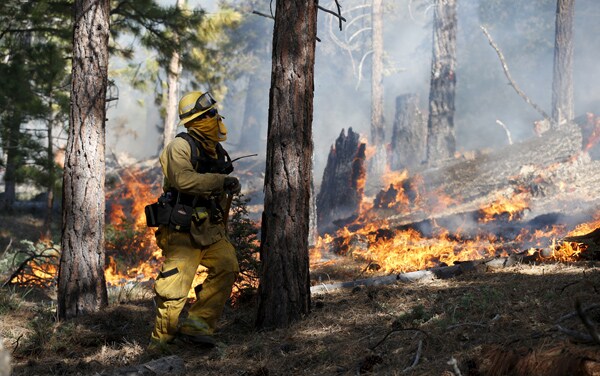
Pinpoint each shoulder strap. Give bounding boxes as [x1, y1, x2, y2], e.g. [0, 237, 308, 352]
[176, 132, 234, 174]
[216, 143, 234, 175]
[176, 132, 201, 169]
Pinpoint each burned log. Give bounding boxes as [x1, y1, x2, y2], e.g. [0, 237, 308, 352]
[372, 123, 584, 228]
[390, 93, 427, 171]
[418, 124, 581, 203]
[317, 128, 366, 234]
[310, 251, 545, 294]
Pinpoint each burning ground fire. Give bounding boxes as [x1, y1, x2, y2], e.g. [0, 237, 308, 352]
[8, 140, 600, 291]
[310, 165, 592, 275]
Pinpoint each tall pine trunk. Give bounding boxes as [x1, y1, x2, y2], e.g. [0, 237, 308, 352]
[240, 72, 266, 153]
[2, 117, 20, 211]
[256, 0, 317, 330]
[57, 0, 109, 320]
[371, 0, 384, 146]
[162, 0, 185, 149]
[426, 0, 457, 165]
[551, 0, 575, 127]
[43, 106, 55, 236]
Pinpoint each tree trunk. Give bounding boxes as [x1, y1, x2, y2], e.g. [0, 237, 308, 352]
[366, 0, 387, 189]
[162, 0, 186, 150]
[57, 0, 110, 320]
[2, 117, 20, 212]
[240, 72, 267, 153]
[43, 108, 55, 236]
[390, 93, 427, 171]
[1, 50, 28, 212]
[371, 0, 384, 146]
[551, 0, 575, 127]
[426, 0, 457, 166]
[256, 0, 318, 330]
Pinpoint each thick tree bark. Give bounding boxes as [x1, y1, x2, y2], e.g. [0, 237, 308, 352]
[390, 93, 427, 171]
[57, 0, 109, 320]
[162, 0, 185, 150]
[426, 0, 457, 166]
[551, 0, 575, 127]
[256, 0, 317, 330]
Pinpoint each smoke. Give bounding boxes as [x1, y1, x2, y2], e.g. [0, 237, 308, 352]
[106, 0, 600, 191]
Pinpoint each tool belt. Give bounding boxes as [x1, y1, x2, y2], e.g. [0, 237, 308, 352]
[145, 190, 223, 231]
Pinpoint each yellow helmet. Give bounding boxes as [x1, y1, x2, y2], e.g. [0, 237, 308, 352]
[178, 91, 217, 125]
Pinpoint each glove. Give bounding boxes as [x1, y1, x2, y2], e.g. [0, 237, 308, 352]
[223, 176, 241, 194]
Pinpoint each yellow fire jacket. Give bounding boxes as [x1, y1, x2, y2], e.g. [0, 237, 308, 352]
[159, 136, 229, 246]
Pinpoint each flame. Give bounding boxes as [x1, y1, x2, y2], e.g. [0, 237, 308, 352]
[104, 167, 164, 287]
[584, 112, 600, 152]
[479, 193, 530, 222]
[310, 159, 591, 275]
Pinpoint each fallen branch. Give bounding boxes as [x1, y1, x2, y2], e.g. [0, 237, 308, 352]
[480, 25, 550, 121]
[447, 357, 463, 376]
[369, 328, 428, 351]
[311, 253, 540, 294]
[556, 324, 596, 343]
[446, 322, 488, 330]
[402, 339, 423, 374]
[1, 238, 12, 259]
[495, 120, 513, 145]
[2, 247, 58, 288]
[576, 299, 600, 346]
[111, 355, 185, 376]
[557, 304, 600, 323]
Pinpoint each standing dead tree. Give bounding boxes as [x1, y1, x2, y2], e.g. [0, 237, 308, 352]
[426, 0, 457, 166]
[390, 93, 426, 171]
[551, 0, 575, 127]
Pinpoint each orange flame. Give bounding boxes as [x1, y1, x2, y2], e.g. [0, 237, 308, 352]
[479, 193, 530, 222]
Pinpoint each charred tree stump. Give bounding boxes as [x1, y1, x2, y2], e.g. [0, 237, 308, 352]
[390, 94, 426, 171]
[317, 128, 366, 234]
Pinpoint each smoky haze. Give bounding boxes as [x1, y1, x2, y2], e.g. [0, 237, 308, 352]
[106, 0, 600, 190]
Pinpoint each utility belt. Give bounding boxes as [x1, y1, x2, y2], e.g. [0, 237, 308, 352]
[145, 189, 224, 231]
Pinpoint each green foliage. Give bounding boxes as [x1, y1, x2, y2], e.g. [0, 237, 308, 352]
[228, 194, 260, 304]
[0, 0, 219, 207]
[391, 304, 432, 329]
[110, 0, 206, 65]
[188, 6, 245, 101]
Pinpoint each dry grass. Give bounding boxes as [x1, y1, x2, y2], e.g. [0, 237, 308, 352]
[1, 261, 599, 375]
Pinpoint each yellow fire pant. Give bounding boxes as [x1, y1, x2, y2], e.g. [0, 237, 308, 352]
[151, 226, 239, 343]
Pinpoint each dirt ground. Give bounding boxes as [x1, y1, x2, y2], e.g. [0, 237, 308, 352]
[2, 259, 600, 376]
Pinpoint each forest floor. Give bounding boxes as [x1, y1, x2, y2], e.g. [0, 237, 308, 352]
[1, 214, 600, 375]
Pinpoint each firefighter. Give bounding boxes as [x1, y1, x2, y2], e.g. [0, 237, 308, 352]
[150, 91, 241, 350]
